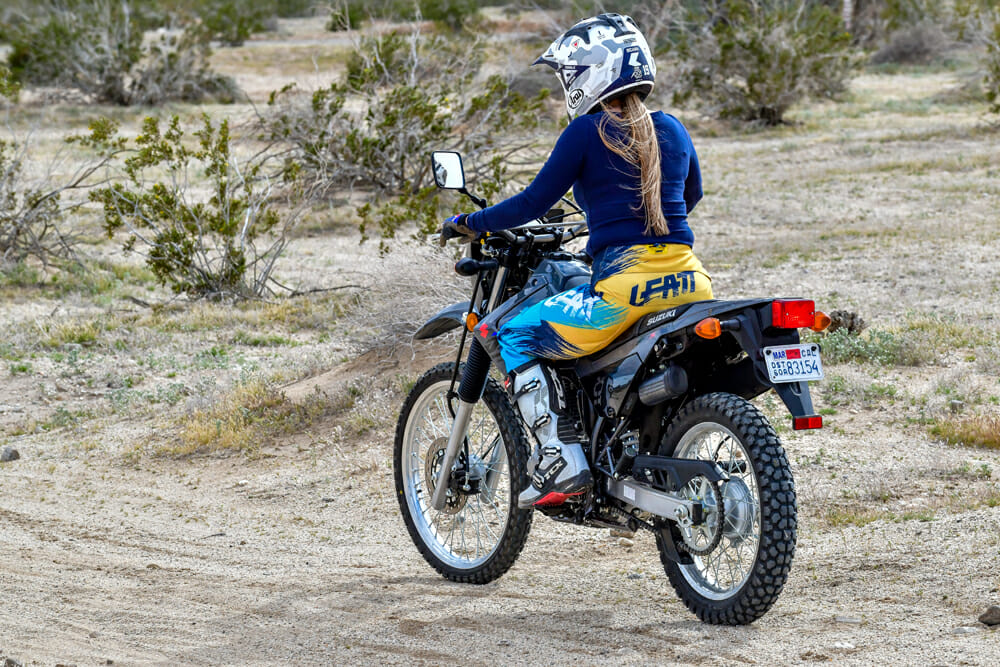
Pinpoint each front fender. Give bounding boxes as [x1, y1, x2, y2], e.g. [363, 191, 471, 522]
[413, 302, 467, 340]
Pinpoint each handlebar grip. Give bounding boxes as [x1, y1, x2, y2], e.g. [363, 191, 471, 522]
[454, 257, 498, 276]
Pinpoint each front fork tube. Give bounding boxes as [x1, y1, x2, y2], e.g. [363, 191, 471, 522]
[430, 400, 476, 511]
[430, 339, 493, 511]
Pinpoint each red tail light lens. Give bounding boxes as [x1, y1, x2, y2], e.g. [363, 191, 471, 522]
[772, 300, 816, 329]
[793, 415, 823, 430]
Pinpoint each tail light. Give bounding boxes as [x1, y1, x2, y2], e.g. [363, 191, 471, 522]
[771, 300, 815, 329]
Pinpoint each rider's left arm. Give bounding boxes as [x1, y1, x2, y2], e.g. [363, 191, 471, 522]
[463, 118, 589, 233]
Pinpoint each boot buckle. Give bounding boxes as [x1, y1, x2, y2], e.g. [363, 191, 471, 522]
[531, 414, 551, 431]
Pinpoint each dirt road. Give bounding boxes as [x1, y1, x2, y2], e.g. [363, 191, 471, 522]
[3, 383, 999, 666]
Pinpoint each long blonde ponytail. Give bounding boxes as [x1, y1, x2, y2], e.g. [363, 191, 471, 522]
[596, 92, 668, 236]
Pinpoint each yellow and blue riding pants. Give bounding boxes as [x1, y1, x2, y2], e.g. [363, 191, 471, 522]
[498, 244, 713, 372]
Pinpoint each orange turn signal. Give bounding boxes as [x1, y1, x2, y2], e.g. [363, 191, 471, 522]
[810, 311, 832, 332]
[694, 317, 722, 340]
[465, 311, 479, 332]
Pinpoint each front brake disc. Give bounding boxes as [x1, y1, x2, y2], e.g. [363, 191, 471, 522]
[425, 437, 467, 515]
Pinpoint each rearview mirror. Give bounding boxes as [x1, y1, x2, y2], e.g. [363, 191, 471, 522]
[431, 151, 466, 190]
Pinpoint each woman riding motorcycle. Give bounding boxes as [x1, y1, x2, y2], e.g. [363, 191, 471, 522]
[440, 13, 713, 509]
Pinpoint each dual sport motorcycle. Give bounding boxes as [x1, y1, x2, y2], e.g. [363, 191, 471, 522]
[393, 151, 829, 625]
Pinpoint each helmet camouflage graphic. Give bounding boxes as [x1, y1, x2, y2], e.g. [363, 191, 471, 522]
[534, 13, 656, 121]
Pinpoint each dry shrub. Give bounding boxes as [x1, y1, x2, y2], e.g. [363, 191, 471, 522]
[5, 0, 237, 106]
[870, 22, 950, 65]
[171, 375, 331, 456]
[1, 131, 119, 267]
[931, 414, 1000, 450]
[344, 242, 467, 361]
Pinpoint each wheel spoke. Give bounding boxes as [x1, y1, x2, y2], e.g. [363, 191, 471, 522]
[398, 374, 522, 573]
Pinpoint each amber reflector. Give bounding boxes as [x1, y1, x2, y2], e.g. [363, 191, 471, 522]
[465, 312, 479, 332]
[811, 311, 832, 332]
[694, 317, 722, 339]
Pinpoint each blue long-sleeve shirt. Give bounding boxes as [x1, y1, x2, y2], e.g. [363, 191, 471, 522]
[464, 110, 702, 259]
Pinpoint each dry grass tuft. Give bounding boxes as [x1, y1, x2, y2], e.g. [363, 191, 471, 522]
[930, 414, 1000, 451]
[344, 241, 468, 363]
[165, 376, 332, 457]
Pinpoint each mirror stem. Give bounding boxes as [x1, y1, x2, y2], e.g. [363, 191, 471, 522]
[460, 188, 488, 210]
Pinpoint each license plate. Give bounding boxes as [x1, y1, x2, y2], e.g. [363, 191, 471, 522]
[764, 344, 824, 383]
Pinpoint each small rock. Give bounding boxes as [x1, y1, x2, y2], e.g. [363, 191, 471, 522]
[979, 605, 1000, 626]
[56, 663, 78, 667]
[952, 626, 980, 635]
[89, 630, 99, 638]
[949, 400, 965, 414]
[321, 497, 335, 503]
[497, 639, 510, 646]
[0, 447, 19, 462]
[833, 615, 862, 624]
[627, 573, 644, 580]
[832, 642, 855, 650]
[609, 527, 635, 539]
[6, 658, 25, 667]
[237, 479, 248, 486]
[618, 537, 634, 548]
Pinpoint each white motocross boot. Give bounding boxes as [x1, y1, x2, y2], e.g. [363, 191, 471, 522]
[511, 363, 592, 509]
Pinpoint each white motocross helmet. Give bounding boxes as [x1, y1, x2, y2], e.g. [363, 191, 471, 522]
[534, 13, 656, 121]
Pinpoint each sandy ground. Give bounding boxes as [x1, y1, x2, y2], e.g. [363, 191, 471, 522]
[4, 15, 1000, 667]
[2, 402, 999, 665]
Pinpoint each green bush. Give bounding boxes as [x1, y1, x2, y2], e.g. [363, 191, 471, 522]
[4, 0, 237, 105]
[0, 64, 19, 105]
[326, 0, 480, 32]
[84, 116, 297, 299]
[327, 2, 366, 31]
[986, 13, 1000, 114]
[198, 0, 269, 47]
[261, 30, 544, 248]
[670, 0, 857, 124]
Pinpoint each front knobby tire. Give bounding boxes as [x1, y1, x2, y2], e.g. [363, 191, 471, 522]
[657, 393, 797, 625]
[394, 362, 533, 584]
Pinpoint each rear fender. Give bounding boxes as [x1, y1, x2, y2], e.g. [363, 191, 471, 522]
[724, 306, 817, 419]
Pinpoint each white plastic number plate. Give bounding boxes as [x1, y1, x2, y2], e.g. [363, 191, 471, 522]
[763, 344, 824, 383]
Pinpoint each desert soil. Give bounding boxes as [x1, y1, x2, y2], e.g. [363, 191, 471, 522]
[3, 15, 1000, 667]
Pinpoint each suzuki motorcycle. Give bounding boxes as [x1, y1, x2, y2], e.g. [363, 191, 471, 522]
[393, 151, 829, 625]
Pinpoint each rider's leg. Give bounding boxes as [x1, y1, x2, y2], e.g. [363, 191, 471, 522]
[495, 244, 714, 508]
[509, 362, 592, 508]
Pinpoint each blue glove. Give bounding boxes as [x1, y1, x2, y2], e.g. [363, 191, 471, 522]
[439, 214, 476, 247]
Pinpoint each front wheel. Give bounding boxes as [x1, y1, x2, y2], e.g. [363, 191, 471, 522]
[656, 393, 797, 625]
[394, 363, 533, 583]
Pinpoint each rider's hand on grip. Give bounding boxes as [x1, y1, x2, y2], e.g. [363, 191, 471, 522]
[439, 214, 476, 247]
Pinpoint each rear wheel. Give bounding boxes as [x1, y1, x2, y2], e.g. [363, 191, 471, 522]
[656, 393, 797, 625]
[394, 363, 533, 583]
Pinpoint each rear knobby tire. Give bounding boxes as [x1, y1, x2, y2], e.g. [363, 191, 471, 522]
[657, 392, 797, 625]
[394, 363, 533, 584]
